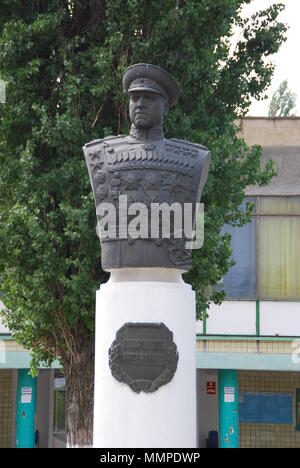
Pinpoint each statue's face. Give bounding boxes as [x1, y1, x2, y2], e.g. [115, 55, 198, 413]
[129, 91, 167, 129]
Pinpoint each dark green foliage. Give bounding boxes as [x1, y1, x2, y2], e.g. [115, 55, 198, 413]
[0, 0, 286, 369]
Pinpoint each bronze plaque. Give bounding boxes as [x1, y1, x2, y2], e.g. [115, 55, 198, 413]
[108, 322, 178, 393]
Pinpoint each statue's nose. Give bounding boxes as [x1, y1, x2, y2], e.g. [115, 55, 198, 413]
[137, 96, 147, 106]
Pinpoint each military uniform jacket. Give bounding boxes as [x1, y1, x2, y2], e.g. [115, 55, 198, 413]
[83, 129, 210, 272]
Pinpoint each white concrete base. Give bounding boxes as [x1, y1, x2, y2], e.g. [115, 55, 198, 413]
[93, 268, 196, 448]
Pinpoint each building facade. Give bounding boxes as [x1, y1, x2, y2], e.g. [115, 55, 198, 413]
[196, 117, 300, 448]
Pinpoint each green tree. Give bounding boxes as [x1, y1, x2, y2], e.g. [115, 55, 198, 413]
[0, 0, 286, 446]
[268, 79, 297, 117]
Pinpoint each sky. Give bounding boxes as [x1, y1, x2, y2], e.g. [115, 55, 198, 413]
[238, 0, 300, 116]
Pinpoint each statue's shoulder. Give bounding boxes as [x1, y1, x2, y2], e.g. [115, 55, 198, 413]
[168, 138, 209, 154]
[83, 135, 125, 150]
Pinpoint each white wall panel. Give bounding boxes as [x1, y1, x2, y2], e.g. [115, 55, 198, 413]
[206, 301, 256, 335]
[260, 301, 300, 336]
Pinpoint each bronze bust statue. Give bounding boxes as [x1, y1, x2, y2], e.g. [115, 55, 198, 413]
[83, 63, 210, 272]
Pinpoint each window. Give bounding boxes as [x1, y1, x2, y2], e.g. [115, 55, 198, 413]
[54, 389, 66, 432]
[223, 196, 300, 300]
[221, 199, 256, 299]
[53, 370, 66, 448]
[259, 197, 300, 299]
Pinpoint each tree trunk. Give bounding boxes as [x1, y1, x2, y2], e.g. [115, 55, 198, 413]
[63, 337, 95, 448]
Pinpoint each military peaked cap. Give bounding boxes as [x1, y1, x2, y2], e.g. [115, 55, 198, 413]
[123, 63, 180, 107]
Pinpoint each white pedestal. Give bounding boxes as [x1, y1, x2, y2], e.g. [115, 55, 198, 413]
[93, 268, 196, 448]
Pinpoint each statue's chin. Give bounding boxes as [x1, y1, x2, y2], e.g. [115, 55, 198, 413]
[133, 121, 151, 130]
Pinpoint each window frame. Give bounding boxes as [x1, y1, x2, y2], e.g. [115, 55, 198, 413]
[255, 195, 300, 300]
[224, 195, 300, 301]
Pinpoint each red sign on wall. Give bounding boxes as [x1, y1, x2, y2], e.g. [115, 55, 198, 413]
[206, 381, 216, 395]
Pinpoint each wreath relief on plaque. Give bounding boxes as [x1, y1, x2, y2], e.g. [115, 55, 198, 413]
[108, 322, 179, 393]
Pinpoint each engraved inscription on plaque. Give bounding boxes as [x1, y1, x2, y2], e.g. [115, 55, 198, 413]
[108, 322, 179, 393]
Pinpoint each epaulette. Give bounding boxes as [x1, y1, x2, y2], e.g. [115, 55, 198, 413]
[84, 135, 125, 149]
[169, 138, 208, 152]
[84, 138, 104, 149]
